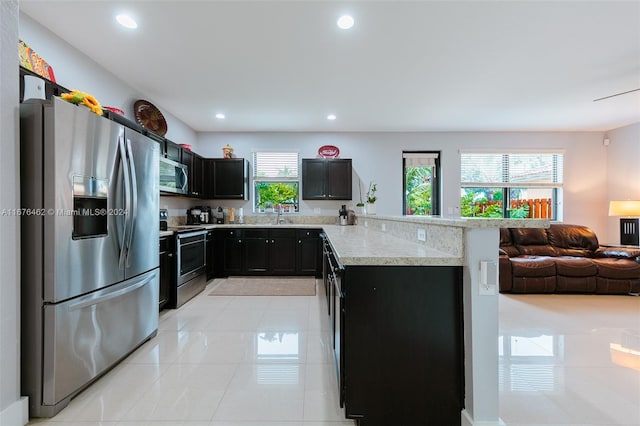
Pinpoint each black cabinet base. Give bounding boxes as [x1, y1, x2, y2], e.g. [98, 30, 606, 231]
[342, 265, 464, 426]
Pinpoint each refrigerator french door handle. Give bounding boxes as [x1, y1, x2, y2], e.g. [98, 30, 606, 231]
[124, 138, 138, 267]
[67, 273, 154, 311]
[118, 135, 132, 270]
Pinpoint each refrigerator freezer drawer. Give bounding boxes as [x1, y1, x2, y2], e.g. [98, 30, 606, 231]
[42, 269, 159, 407]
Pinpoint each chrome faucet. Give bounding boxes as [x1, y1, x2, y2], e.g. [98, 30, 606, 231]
[276, 207, 285, 224]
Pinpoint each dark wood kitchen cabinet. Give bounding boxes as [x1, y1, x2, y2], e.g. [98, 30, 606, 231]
[159, 235, 175, 310]
[332, 262, 464, 426]
[220, 229, 244, 276]
[243, 229, 297, 275]
[182, 150, 204, 198]
[206, 230, 215, 280]
[269, 229, 297, 275]
[296, 229, 322, 276]
[302, 158, 352, 200]
[204, 158, 249, 200]
[165, 140, 182, 162]
[244, 229, 270, 274]
[215, 227, 319, 277]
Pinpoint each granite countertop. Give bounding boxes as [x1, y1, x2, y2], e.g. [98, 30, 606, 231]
[198, 223, 324, 229]
[322, 225, 463, 266]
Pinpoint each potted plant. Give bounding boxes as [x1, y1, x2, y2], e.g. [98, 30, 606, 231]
[365, 181, 377, 215]
[356, 180, 365, 214]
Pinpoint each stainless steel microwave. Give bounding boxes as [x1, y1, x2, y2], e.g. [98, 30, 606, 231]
[159, 156, 188, 195]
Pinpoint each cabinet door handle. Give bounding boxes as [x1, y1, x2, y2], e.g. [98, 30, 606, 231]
[238, 239, 242, 243]
[298, 240, 302, 244]
[168, 253, 173, 257]
[265, 239, 269, 243]
[272, 240, 275, 243]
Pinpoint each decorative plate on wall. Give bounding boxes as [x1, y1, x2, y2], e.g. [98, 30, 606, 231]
[318, 145, 340, 158]
[134, 100, 167, 136]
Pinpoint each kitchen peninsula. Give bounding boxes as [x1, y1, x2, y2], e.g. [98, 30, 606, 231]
[166, 214, 547, 426]
[320, 215, 548, 426]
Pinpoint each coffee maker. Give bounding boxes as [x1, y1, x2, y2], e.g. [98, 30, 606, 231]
[187, 206, 211, 224]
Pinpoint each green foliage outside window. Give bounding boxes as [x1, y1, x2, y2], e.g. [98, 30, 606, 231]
[255, 182, 298, 210]
[405, 166, 433, 215]
[460, 189, 503, 218]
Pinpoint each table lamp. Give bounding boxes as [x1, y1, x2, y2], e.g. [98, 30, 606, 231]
[609, 200, 640, 245]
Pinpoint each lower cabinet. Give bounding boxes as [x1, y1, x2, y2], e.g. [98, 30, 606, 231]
[297, 229, 322, 276]
[159, 235, 175, 310]
[220, 229, 243, 276]
[206, 230, 215, 279]
[323, 239, 464, 426]
[215, 228, 321, 277]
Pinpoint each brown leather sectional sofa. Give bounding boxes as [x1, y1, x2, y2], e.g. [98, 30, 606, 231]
[499, 223, 640, 294]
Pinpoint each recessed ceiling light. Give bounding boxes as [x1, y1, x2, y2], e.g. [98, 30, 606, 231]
[337, 15, 354, 30]
[327, 114, 337, 120]
[215, 113, 225, 119]
[116, 14, 138, 29]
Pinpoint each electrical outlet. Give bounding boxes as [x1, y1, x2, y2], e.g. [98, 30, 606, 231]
[478, 260, 498, 296]
[381, 223, 386, 231]
[417, 228, 426, 241]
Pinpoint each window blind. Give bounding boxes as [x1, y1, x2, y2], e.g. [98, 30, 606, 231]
[403, 152, 439, 167]
[460, 152, 563, 188]
[253, 152, 299, 179]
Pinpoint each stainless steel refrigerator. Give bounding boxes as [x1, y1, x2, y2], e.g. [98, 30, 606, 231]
[20, 97, 160, 418]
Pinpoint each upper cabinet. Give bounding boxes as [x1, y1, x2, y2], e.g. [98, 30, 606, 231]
[165, 140, 182, 163]
[182, 150, 204, 198]
[204, 158, 249, 200]
[302, 158, 352, 200]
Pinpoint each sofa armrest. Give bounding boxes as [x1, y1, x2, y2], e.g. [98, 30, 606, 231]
[595, 246, 640, 261]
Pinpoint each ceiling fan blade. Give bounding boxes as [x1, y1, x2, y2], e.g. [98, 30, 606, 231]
[593, 88, 640, 102]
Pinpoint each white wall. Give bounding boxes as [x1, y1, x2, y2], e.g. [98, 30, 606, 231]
[19, 13, 196, 146]
[605, 122, 640, 244]
[197, 131, 610, 237]
[1, 1, 28, 425]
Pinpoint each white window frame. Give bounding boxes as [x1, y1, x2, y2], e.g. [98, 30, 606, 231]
[460, 150, 564, 219]
[252, 151, 300, 213]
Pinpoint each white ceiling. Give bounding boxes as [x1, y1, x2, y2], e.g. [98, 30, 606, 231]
[20, 0, 640, 133]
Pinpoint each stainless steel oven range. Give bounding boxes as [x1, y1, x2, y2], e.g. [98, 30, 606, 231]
[172, 227, 208, 308]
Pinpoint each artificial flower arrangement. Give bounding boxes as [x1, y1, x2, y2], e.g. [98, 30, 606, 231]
[60, 90, 103, 116]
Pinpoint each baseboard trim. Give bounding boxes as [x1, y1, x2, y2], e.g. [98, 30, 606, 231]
[0, 396, 29, 426]
[461, 409, 506, 426]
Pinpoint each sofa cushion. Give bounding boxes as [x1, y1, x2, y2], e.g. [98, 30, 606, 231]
[555, 257, 597, 277]
[592, 258, 640, 280]
[595, 246, 640, 260]
[511, 228, 556, 256]
[510, 256, 556, 277]
[547, 224, 599, 257]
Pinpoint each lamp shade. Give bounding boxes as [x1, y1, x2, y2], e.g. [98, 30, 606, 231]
[609, 200, 640, 216]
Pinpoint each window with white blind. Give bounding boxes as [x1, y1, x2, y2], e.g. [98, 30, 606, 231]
[252, 152, 300, 213]
[460, 151, 563, 219]
[403, 151, 440, 216]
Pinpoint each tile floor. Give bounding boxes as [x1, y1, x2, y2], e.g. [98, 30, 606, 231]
[28, 282, 640, 426]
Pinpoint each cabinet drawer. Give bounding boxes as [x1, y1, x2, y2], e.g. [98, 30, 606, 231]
[224, 229, 243, 238]
[297, 229, 321, 239]
[270, 229, 296, 239]
[159, 236, 173, 253]
[244, 228, 268, 238]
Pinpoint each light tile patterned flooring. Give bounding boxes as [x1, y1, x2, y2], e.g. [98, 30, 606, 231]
[28, 282, 640, 426]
